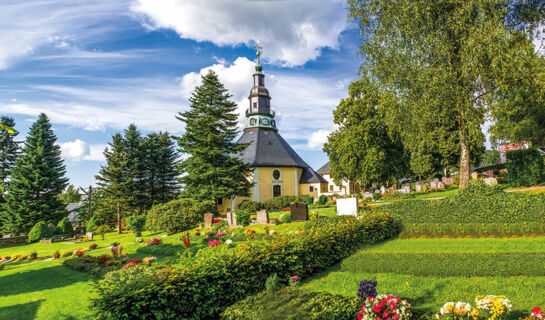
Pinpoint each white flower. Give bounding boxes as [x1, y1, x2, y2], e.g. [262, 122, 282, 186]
[225, 239, 233, 245]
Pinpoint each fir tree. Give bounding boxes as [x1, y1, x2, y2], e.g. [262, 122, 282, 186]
[176, 71, 253, 202]
[144, 132, 179, 206]
[0, 116, 19, 203]
[59, 184, 82, 204]
[122, 124, 147, 213]
[1, 113, 68, 234]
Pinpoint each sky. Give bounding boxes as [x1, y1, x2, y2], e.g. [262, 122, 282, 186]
[0, 0, 363, 188]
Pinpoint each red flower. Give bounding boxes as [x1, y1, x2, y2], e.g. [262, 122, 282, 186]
[213, 218, 221, 223]
[373, 305, 382, 313]
[532, 307, 542, 314]
[147, 238, 162, 246]
[208, 239, 221, 247]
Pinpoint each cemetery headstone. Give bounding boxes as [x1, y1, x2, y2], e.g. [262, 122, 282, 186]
[415, 184, 422, 192]
[336, 198, 358, 216]
[227, 210, 237, 227]
[86, 232, 93, 240]
[256, 209, 269, 224]
[430, 181, 438, 189]
[441, 176, 448, 185]
[401, 185, 411, 194]
[392, 184, 397, 190]
[481, 170, 494, 178]
[421, 183, 428, 191]
[380, 186, 386, 194]
[483, 177, 498, 186]
[204, 213, 213, 228]
[433, 178, 440, 184]
[363, 192, 373, 199]
[437, 182, 445, 189]
[290, 202, 308, 221]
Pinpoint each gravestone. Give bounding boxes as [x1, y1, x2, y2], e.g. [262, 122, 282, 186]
[256, 209, 269, 224]
[226, 210, 237, 227]
[380, 186, 386, 194]
[437, 182, 445, 189]
[204, 213, 213, 228]
[441, 176, 448, 185]
[86, 232, 93, 240]
[430, 181, 438, 189]
[392, 184, 397, 190]
[483, 177, 498, 186]
[290, 202, 308, 221]
[336, 198, 358, 216]
[481, 170, 494, 178]
[363, 192, 373, 199]
[421, 183, 428, 191]
[415, 184, 422, 192]
[401, 185, 411, 194]
[433, 178, 440, 184]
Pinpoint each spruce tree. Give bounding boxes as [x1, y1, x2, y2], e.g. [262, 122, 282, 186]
[176, 71, 253, 202]
[144, 132, 179, 206]
[1, 113, 68, 234]
[0, 116, 19, 203]
[122, 124, 147, 213]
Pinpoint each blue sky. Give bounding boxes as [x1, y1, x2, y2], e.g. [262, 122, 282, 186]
[0, 0, 363, 188]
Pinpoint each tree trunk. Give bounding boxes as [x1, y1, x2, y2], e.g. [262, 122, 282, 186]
[116, 202, 121, 234]
[459, 132, 470, 188]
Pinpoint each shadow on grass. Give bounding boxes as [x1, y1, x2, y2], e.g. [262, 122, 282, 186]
[0, 264, 91, 297]
[0, 299, 44, 320]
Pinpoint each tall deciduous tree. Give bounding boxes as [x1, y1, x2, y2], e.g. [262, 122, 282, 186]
[324, 78, 409, 187]
[144, 132, 179, 205]
[0, 116, 19, 203]
[347, 0, 544, 187]
[1, 114, 68, 234]
[176, 71, 253, 202]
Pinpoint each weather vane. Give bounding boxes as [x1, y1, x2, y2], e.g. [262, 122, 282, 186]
[255, 45, 263, 72]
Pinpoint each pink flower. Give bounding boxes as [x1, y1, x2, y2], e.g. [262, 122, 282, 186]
[394, 314, 399, 320]
[291, 276, 299, 280]
[373, 305, 382, 313]
[208, 239, 221, 247]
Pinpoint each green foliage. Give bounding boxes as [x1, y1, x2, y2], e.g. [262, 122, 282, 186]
[63, 255, 122, 277]
[263, 195, 296, 211]
[238, 200, 263, 213]
[399, 223, 545, 238]
[136, 244, 183, 256]
[86, 216, 101, 233]
[379, 180, 545, 236]
[317, 195, 328, 206]
[324, 77, 409, 186]
[56, 218, 74, 236]
[176, 71, 253, 201]
[95, 225, 111, 240]
[264, 274, 284, 292]
[0, 116, 19, 204]
[126, 215, 146, 237]
[300, 195, 314, 206]
[145, 198, 215, 233]
[58, 185, 81, 204]
[279, 213, 293, 224]
[91, 213, 400, 319]
[1, 113, 68, 234]
[235, 209, 251, 226]
[341, 251, 545, 277]
[221, 290, 361, 320]
[505, 148, 544, 187]
[143, 132, 179, 205]
[372, 192, 381, 200]
[28, 221, 53, 242]
[482, 150, 501, 166]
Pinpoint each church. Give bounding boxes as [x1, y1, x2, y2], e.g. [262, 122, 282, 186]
[217, 52, 328, 215]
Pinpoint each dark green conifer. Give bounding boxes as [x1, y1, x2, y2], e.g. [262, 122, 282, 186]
[0, 116, 19, 203]
[144, 132, 179, 205]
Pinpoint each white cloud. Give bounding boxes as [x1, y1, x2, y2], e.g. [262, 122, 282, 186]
[60, 139, 106, 161]
[130, 0, 347, 66]
[0, 0, 131, 69]
[307, 129, 332, 150]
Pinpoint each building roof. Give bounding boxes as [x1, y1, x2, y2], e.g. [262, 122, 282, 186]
[316, 162, 331, 174]
[236, 128, 310, 168]
[300, 167, 328, 183]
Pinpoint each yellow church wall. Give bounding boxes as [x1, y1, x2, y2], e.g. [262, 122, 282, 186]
[299, 182, 328, 199]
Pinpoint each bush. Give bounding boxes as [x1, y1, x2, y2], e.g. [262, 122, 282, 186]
[56, 217, 74, 236]
[317, 195, 328, 205]
[235, 209, 251, 226]
[88, 243, 98, 250]
[265, 273, 284, 292]
[87, 216, 101, 233]
[146, 198, 215, 233]
[505, 148, 544, 187]
[221, 290, 361, 320]
[92, 213, 400, 319]
[136, 244, 183, 256]
[238, 200, 263, 213]
[300, 195, 314, 206]
[126, 215, 146, 237]
[280, 213, 293, 224]
[28, 221, 53, 242]
[263, 195, 297, 211]
[372, 192, 381, 200]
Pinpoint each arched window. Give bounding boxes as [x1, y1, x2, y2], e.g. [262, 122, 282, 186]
[262, 118, 269, 125]
[250, 118, 257, 126]
[273, 185, 282, 197]
[272, 169, 281, 180]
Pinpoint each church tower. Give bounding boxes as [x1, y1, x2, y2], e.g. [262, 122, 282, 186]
[217, 50, 327, 215]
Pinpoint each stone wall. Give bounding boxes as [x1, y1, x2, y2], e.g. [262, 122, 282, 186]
[0, 236, 26, 246]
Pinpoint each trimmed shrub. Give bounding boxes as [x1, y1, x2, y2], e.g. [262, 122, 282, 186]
[28, 221, 53, 242]
[86, 216, 100, 233]
[146, 198, 215, 233]
[56, 217, 74, 236]
[126, 215, 146, 237]
[317, 195, 328, 205]
[263, 195, 297, 211]
[238, 200, 263, 213]
[221, 290, 361, 320]
[136, 244, 183, 256]
[505, 148, 544, 187]
[92, 213, 400, 319]
[372, 192, 381, 200]
[280, 213, 293, 224]
[235, 209, 251, 226]
[399, 223, 545, 238]
[300, 195, 314, 206]
[265, 273, 284, 292]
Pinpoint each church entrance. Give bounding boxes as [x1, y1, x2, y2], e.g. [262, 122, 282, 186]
[273, 185, 282, 197]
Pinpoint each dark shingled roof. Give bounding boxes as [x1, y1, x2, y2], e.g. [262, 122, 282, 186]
[236, 128, 310, 167]
[316, 162, 331, 174]
[300, 167, 328, 183]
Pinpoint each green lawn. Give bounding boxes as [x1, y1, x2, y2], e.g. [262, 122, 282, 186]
[302, 237, 545, 316]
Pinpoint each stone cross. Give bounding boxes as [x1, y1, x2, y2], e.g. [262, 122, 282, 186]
[204, 213, 213, 228]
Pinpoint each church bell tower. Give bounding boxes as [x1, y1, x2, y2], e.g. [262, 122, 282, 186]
[245, 50, 277, 131]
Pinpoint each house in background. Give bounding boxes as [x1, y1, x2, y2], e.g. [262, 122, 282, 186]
[316, 162, 361, 197]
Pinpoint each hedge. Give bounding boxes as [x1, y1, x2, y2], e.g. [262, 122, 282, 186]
[221, 290, 361, 320]
[238, 200, 263, 213]
[340, 252, 545, 277]
[378, 180, 545, 225]
[146, 198, 215, 233]
[92, 213, 401, 319]
[399, 223, 545, 238]
[263, 195, 297, 211]
[505, 148, 544, 187]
